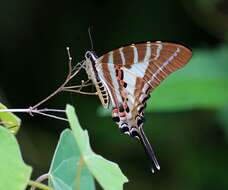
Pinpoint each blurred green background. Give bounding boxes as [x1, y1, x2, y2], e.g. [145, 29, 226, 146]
[0, 0, 228, 189]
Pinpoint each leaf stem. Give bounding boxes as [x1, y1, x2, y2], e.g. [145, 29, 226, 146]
[28, 180, 53, 190]
[76, 156, 84, 190]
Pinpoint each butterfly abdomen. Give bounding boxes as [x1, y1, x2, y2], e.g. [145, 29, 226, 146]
[85, 51, 110, 108]
[96, 81, 110, 108]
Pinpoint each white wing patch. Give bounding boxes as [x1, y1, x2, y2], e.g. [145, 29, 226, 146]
[132, 45, 138, 64]
[119, 47, 126, 65]
[121, 68, 137, 105]
[154, 41, 163, 60]
[126, 62, 149, 78]
[144, 42, 152, 62]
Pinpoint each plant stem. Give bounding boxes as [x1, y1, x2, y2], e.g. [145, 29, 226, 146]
[0, 108, 68, 121]
[0, 108, 31, 113]
[0, 108, 65, 113]
[28, 180, 53, 190]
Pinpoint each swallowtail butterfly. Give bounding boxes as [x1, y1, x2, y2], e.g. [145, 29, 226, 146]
[84, 41, 192, 172]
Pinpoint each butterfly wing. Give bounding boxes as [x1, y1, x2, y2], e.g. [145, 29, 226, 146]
[96, 41, 192, 171]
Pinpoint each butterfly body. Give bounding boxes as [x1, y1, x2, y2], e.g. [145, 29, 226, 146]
[84, 41, 192, 172]
[85, 51, 141, 136]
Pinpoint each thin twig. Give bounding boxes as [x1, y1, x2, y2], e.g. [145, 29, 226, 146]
[72, 60, 84, 71]
[63, 83, 93, 89]
[79, 79, 91, 90]
[31, 63, 84, 109]
[63, 89, 98, 96]
[31, 47, 85, 109]
[32, 111, 68, 121]
[0, 47, 95, 122]
[66, 47, 73, 75]
[64, 79, 93, 90]
[35, 108, 66, 113]
[69, 65, 83, 80]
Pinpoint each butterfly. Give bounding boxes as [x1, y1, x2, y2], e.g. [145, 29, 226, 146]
[83, 41, 192, 172]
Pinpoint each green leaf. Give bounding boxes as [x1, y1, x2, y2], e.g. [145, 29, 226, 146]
[49, 129, 95, 190]
[0, 103, 21, 134]
[97, 45, 228, 115]
[66, 104, 128, 190]
[0, 126, 32, 190]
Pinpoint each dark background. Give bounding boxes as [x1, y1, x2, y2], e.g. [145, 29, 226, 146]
[0, 0, 228, 190]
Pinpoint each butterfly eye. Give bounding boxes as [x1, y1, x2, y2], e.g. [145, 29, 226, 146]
[130, 128, 140, 139]
[120, 123, 129, 135]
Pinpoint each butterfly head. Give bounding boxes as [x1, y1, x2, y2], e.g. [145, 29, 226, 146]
[85, 51, 98, 64]
[84, 51, 99, 80]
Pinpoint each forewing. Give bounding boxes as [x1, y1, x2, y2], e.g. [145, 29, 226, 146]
[96, 41, 192, 114]
[96, 41, 192, 171]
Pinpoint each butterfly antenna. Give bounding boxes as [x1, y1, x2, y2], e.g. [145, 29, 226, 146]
[88, 26, 94, 50]
[138, 127, 160, 172]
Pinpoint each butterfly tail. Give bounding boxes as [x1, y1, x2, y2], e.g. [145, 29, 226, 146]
[138, 127, 160, 173]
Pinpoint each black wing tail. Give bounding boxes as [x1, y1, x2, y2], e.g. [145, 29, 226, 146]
[138, 127, 160, 173]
